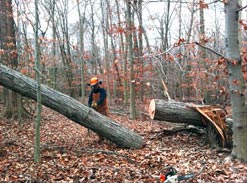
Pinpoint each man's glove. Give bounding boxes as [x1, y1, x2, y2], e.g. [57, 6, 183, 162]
[91, 101, 97, 108]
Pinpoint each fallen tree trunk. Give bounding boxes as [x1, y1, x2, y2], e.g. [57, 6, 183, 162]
[149, 99, 232, 148]
[149, 99, 206, 127]
[0, 64, 143, 149]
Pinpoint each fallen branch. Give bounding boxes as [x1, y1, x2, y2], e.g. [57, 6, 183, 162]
[162, 125, 205, 136]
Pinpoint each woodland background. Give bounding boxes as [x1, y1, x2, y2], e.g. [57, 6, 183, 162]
[1, 0, 236, 106]
[0, 0, 247, 182]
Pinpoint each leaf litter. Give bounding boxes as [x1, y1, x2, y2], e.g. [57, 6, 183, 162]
[0, 107, 246, 182]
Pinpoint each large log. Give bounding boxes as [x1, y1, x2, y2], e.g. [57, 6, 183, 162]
[0, 64, 143, 149]
[149, 99, 206, 127]
[149, 99, 233, 148]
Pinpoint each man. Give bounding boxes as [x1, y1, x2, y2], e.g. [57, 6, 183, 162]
[88, 77, 109, 116]
[88, 77, 109, 141]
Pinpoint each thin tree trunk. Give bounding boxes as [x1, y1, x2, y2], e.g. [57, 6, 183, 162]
[64, 0, 76, 98]
[90, 0, 97, 75]
[77, 0, 87, 103]
[55, 0, 76, 98]
[51, 0, 57, 90]
[137, 0, 144, 102]
[127, 1, 136, 119]
[34, 0, 41, 162]
[100, 0, 111, 105]
[199, 0, 208, 103]
[178, 0, 183, 101]
[162, 0, 171, 51]
[186, 0, 196, 100]
[116, 0, 127, 104]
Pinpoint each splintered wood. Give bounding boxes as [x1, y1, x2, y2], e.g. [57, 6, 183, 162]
[190, 105, 228, 147]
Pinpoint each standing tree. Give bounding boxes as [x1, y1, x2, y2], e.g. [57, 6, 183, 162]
[77, 0, 88, 104]
[126, 0, 137, 119]
[225, 0, 247, 161]
[40, 0, 58, 89]
[160, 0, 171, 51]
[34, 0, 41, 163]
[184, 0, 196, 101]
[115, 0, 128, 105]
[100, 0, 111, 104]
[55, 0, 77, 98]
[197, 0, 208, 103]
[89, 0, 103, 75]
[0, 0, 20, 119]
[51, 0, 57, 90]
[106, 0, 122, 99]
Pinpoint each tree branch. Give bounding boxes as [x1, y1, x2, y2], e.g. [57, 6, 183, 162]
[194, 42, 228, 61]
[236, 5, 247, 13]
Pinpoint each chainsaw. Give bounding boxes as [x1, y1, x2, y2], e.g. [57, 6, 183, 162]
[160, 164, 205, 183]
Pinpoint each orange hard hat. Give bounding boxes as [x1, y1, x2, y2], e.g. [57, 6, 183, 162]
[90, 77, 98, 86]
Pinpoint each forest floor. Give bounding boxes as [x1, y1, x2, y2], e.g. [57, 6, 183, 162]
[0, 106, 247, 183]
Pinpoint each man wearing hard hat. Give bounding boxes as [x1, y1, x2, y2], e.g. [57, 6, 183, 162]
[88, 77, 109, 116]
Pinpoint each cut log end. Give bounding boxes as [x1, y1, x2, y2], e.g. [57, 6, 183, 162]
[149, 99, 155, 119]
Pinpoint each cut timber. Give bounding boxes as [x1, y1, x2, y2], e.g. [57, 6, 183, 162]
[149, 99, 231, 147]
[149, 99, 206, 127]
[0, 64, 143, 149]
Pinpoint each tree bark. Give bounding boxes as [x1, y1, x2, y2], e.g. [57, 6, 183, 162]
[77, 0, 87, 104]
[100, 0, 111, 105]
[0, 0, 20, 120]
[149, 99, 205, 127]
[34, 0, 41, 162]
[126, 1, 137, 120]
[0, 64, 143, 149]
[225, 1, 247, 161]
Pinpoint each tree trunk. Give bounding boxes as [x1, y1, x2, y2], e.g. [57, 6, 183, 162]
[34, 0, 41, 162]
[0, 0, 19, 119]
[149, 99, 205, 127]
[100, 0, 111, 105]
[127, 1, 136, 120]
[77, 0, 87, 104]
[225, 1, 247, 161]
[0, 64, 143, 149]
[54, 0, 76, 98]
[115, 0, 127, 105]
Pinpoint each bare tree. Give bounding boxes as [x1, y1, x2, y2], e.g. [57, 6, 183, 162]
[115, 0, 129, 105]
[198, 0, 208, 103]
[34, 0, 41, 163]
[160, 0, 171, 51]
[55, 0, 77, 98]
[184, 0, 196, 101]
[126, 0, 136, 119]
[0, 0, 19, 119]
[225, 0, 247, 161]
[89, 0, 103, 75]
[77, 0, 88, 103]
[51, 0, 57, 89]
[106, 0, 122, 91]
